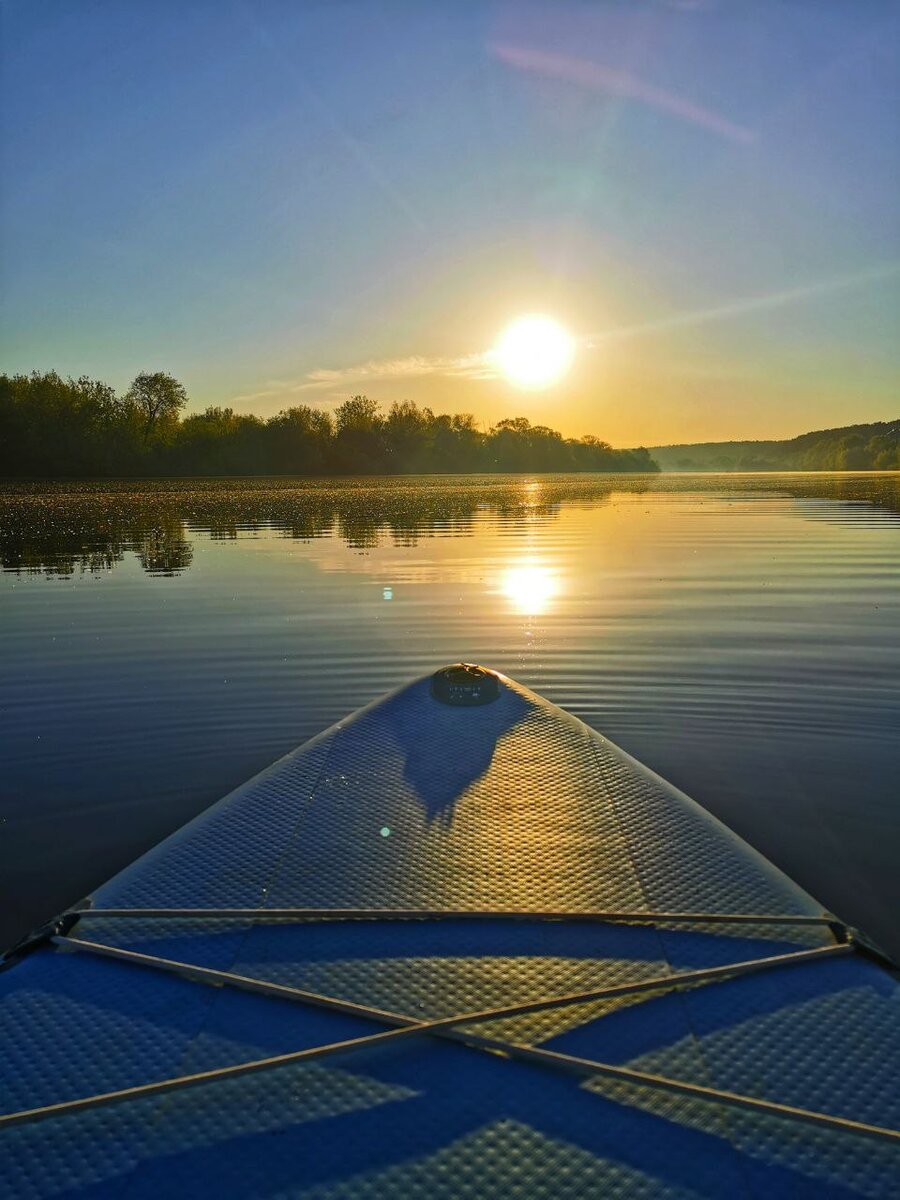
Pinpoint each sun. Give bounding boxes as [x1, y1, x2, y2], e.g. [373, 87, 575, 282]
[491, 314, 575, 390]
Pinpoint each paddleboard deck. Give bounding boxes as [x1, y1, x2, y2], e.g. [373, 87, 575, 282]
[1, 665, 898, 1198]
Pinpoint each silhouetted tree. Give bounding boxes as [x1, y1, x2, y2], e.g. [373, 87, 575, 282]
[333, 395, 386, 472]
[0, 370, 134, 476]
[265, 406, 333, 474]
[1, 370, 673, 477]
[432, 413, 484, 471]
[125, 372, 187, 443]
[175, 407, 267, 474]
[384, 401, 436, 472]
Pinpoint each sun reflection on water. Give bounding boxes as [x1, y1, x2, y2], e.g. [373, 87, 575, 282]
[501, 560, 560, 615]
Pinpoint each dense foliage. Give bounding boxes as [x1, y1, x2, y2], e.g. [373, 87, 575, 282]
[0, 371, 657, 477]
[653, 420, 900, 471]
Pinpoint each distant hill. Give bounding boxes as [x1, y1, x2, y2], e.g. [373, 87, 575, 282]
[647, 419, 899, 472]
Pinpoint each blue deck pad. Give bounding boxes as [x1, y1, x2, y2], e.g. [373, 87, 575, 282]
[4, 1030, 894, 1199]
[1, 669, 898, 1197]
[93, 729, 338, 910]
[89, 677, 830, 926]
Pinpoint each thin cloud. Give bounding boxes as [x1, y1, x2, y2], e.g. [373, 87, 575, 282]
[587, 261, 900, 345]
[304, 353, 494, 386]
[231, 352, 495, 405]
[492, 44, 757, 145]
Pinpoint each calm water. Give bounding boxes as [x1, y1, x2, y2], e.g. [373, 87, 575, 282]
[1, 473, 898, 958]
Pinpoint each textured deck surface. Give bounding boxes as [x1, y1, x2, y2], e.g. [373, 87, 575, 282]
[1, 670, 898, 1198]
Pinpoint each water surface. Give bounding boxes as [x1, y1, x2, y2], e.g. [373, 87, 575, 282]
[1, 472, 898, 958]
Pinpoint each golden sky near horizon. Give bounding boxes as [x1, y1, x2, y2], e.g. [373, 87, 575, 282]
[220, 261, 900, 446]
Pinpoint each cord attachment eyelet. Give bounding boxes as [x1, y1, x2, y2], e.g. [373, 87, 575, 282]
[430, 663, 501, 706]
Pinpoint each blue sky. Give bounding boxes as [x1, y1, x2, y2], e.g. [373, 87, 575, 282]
[2, 0, 898, 443]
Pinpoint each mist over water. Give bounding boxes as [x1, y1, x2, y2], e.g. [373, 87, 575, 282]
[1, 472, 898, 959]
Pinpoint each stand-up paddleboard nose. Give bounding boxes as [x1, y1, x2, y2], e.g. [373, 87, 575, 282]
[430, 662, 501, 706]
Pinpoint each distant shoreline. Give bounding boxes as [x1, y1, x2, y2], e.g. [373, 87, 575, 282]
[643, 418, 898, 471]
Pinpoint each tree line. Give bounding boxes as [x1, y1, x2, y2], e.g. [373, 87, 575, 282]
[784, 422, 899, 471]
[656, 420, 899, 472]
[0, 370, 658, 477]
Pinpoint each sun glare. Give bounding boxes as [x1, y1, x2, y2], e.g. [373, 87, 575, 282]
[491, 315, 575, 390]
[502, 561, 560, 615]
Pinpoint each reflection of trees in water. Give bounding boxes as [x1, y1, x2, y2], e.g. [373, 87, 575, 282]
[0, 479, 623, 576]
[135, 524, 194, 575]
[1, 472, 896, 577]
[8, 543, 127, 576]
[0, 513, 194, 577]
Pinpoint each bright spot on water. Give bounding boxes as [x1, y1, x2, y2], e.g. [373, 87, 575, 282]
[501, 561, 560, 615]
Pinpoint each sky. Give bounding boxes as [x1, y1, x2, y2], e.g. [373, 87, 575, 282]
[1, 0, 898, 445]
